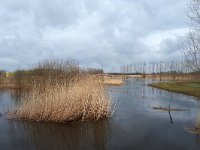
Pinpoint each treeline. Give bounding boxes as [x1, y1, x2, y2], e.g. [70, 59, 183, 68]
[120, 60, 195, 75]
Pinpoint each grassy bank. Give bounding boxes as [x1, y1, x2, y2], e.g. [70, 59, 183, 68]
[149, 82, 200, 99]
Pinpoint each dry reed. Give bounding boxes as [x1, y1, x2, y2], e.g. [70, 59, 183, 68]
[0, 77, 16, 89]
[7, 59, 113, 122]
[103, 78, 123, 86]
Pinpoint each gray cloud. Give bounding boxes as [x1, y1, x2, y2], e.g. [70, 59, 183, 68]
[0, 0, 189, 72]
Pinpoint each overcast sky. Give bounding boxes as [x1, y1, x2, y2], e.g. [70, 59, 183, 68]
[0, 0, 189, 72]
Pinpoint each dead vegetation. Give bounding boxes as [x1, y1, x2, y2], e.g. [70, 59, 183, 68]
[103, 78, 123, 86]
[152, 106, 187, 111]
[7, 59, 113, 123]
[0, 77, 16, 89]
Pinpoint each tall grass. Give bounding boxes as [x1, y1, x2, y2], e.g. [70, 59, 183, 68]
[103, 78, 123, 86]
[7, 59, 113, 122]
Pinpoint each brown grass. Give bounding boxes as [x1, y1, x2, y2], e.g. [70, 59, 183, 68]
[102, 75, 123, 86]
[7, 59, 113, 123]
[0, 77, 17, 89]
[103, 78, 123, 86]
[7, 76, 112, 122]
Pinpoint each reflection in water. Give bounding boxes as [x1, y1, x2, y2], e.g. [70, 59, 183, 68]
[168, 111, 173, 124]
[1, 79, 200, 150]
[110, 79, 200, 126]
[185, 112, 200, 136]
[0, 90, 18, 114]
[168, 95, 174, 124]
[7, 119, 110, 150]
[195, 135, 200, 150]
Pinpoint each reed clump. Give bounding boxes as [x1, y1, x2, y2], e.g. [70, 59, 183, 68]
[103, 78, 123, 86]
[7, 59, 112, 122]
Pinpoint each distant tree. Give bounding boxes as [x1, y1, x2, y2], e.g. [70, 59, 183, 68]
[188, 0, 200, 28]
[185, 33, 200, 73]
[86, 68, 103, 75]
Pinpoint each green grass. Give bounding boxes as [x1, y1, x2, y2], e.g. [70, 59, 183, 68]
[149, 82, 200, 99]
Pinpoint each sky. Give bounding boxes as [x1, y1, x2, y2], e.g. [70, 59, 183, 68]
[0, 0, 190, 72]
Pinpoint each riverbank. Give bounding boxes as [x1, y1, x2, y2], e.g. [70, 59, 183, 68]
[149, 82, 200, 99]
[104, 73, 200, 81]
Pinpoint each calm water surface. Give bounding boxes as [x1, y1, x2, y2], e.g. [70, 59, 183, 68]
[0, 79, 200, 150]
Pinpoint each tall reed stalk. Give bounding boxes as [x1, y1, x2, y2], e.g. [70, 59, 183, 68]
[7, 59, 112, 122]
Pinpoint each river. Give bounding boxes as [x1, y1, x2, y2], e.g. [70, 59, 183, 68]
[0, 79, 200, 150]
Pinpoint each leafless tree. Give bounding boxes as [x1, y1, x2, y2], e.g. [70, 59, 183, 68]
[185, 32, 200, 73]
[188, 0, 200, 29]
[185, 0, 200, 76]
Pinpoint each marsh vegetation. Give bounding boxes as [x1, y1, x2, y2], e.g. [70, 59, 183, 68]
[6, 59, 113, 122]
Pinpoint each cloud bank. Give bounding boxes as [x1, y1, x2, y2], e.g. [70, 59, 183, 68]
[0, 0, 189, 72]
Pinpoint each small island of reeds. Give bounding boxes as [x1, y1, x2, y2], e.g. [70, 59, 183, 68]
[6, 59, 115, 123]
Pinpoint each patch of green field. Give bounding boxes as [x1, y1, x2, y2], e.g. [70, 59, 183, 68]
[149, 82, 200, 99]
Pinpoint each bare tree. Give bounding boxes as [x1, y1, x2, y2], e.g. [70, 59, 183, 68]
[188, 0, 200, 29]
[185, 0, 200, 76]
[185, 32, 200, 72]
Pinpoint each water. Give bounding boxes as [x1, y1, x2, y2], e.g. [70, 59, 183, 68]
[0, 79, 200, 150]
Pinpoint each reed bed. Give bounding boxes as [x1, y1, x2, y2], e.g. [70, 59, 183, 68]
[0, 77, 16, 89]
[7, 59, 113, 122]
[103, 78, 123, 86]
[102, 76, 123, 86]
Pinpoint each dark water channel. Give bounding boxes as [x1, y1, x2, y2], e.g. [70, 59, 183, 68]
[0, 79, 200, 150]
